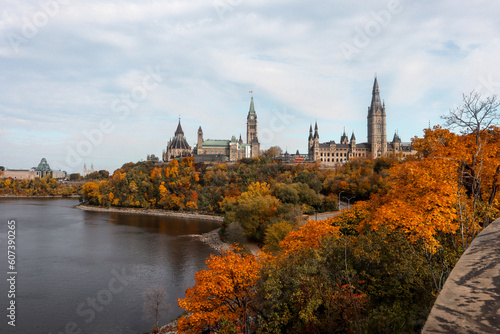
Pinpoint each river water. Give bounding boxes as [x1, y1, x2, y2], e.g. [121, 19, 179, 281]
[0, 198, 221, 333]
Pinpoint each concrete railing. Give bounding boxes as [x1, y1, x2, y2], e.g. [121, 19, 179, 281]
[422, 217, 500, 333]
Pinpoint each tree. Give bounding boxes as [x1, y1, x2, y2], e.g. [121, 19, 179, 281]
[440, 92, 500, 229]
[177, 247, 261, 334]
[222, 182, 280, 241]
[69, 173, 81, 181]
[441, 91, 500, 144]
[261, 146, 283, 160]
[143, 285, 169, 333]
[81, 182, 100, 205]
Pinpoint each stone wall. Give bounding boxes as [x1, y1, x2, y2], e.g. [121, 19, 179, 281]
[422, 218, 500, 333]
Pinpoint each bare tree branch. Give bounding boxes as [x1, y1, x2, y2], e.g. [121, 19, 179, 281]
[441, 91, 500, 144]
[143, 285, 169, 332]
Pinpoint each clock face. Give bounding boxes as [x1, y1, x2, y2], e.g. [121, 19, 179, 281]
[251, 116, 255, 120]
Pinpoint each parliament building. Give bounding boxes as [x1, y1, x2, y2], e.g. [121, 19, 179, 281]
[161, 77, 415, 165]
[162, 97, 260, 163]
[308, 77, 416, 165]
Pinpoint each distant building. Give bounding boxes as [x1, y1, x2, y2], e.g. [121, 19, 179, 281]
[193, 97, 260, 162]
[82, 163, 94, 177]
[35, 158, 66, 179]
[162, 120, 192, 162]
[35, 158, 51, 177]
[1, 158, 66, 179]
[146, 154, 160, 162]
[2, 169, 37, 180]
[308, 77, 416, 165]
[276, 150, 310, 164]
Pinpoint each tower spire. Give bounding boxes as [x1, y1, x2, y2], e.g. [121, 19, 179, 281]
[369, 76, 382, 115]
[175, 118, 184, 136]
[246, 96, 258, 145]
[248, 96, 256, 115]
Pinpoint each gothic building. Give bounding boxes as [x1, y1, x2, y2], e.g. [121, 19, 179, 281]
[162, 120, 192, 162]
[308, 77, 415, 165]
[82, 162, 94, 177]
[193, 97, 260, 162]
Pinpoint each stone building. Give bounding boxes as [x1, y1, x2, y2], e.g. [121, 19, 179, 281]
[82, 162, 94, 177]
[308, 77, 416, 165]
[162, 120, 192, 162]
[1, 158, 66, 179]
[35, 158, 66, 179]
[193, 97, 260, 162]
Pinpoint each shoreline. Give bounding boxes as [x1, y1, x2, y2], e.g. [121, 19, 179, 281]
[187, 228, 231, 253]
[76, 204, 224, 222]
[77, 204, 230, 253]
[0, 194, 80, 198]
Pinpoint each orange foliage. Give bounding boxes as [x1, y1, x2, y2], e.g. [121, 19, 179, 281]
[361, 126, 500, 250]
[363, 158, 459, 250]
[150, 167, 162, 182]
[279, 219, 341, 255]
[177, 247, 260, 333]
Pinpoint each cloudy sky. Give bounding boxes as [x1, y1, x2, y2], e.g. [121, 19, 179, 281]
[1, 0, 499, 173]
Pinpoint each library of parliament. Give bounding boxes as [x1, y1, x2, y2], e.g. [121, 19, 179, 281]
[161, 77, 415, 164]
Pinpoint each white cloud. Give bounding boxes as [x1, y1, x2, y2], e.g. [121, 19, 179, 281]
[1, 0, 500, 172]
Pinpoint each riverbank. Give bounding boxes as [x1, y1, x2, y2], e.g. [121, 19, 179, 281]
[189, 228, 231, 253]
[0, 194, 80, 198]
[76, 204, 224, 222]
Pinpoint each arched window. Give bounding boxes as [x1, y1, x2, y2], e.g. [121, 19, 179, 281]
[377, 120, 382, 133]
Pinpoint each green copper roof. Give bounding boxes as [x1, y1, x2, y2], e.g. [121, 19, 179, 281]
[248, 97, 256, 115]
[36, 158, 51, 171]
[202, 140, 230, 148]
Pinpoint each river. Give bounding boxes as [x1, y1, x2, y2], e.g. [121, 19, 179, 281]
[0, 198, 221, 333]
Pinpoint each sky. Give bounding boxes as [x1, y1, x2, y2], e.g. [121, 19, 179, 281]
[1, 0, 500, 173]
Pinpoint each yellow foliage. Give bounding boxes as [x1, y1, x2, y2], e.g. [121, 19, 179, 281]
[150, 167, 162, 182]
[240, 182, 271, 199]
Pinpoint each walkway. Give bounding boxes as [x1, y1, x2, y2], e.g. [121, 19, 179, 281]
[423, 217, 500, 333]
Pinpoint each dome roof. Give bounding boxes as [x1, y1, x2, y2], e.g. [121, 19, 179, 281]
[168, 120, 191, 150]
[36, 158, 51, 171]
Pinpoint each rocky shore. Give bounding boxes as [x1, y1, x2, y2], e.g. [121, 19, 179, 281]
[188, 228, 231, 253]
[76, 204, 224, 222]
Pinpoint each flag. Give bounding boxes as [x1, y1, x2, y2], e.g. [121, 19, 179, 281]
[249, 90, 253, 93]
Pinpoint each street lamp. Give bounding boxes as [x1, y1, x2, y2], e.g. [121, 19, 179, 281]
[338, 191, 345, 211]
[347, 196, 355, 209]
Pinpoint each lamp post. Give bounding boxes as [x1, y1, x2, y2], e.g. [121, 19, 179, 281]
[338, 191, 345, 211]
[347, 196, 355, 209]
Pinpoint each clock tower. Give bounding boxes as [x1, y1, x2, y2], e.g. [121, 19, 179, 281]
[246, 97, 258, 144]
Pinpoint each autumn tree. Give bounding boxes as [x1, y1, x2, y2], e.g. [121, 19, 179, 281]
[261, 146, 283, 160]
[177, 247, 261, 334]
[222, 182, 280, 241]
[81, 181, 100, 205]
[440, 91, 500, 229]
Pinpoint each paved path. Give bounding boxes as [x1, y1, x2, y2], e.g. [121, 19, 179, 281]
[423, 218, 500, 333]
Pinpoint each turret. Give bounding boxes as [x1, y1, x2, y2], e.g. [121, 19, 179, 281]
[197, 126, 203, 151]
[340, 127, 349, 144]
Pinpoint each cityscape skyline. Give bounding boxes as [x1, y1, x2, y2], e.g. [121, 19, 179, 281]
[1, 1, 499, 173]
